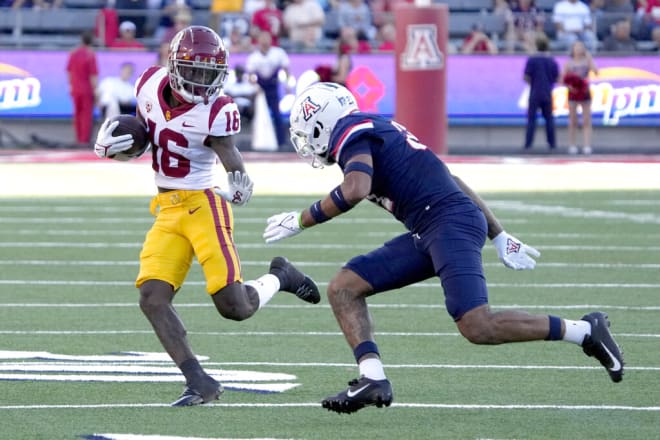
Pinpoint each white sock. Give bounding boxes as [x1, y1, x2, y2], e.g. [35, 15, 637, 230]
[244, 274, 280, 309]
[358, 357, 386, 380]
[562, 319, 591, 345]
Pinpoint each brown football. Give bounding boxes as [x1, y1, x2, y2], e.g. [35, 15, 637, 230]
[109, 114, 149, 157]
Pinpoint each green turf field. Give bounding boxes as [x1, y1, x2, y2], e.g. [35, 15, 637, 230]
[1, 192, 658, 440]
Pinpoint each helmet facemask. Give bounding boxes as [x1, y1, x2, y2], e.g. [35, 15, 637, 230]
[169, 57, 227, 104]
[290, 120, 332, 168]
[167, 26, 229, 105]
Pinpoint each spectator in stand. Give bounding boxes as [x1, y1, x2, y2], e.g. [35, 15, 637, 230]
[314, 25, 362, 90]
[95, 2, 119, 48]
[11, 0, 62, 8]
[337, 0, 376, 41]
[552, 0, 598, 52]
[246, 30, 291, 149]
[226, 21, 254, 53]
[244, 0, 266, 18]
[461, 23, 499, 54]
[493, 0, 516, 53]
[635, 0, 660, 39]
[151, 0, 193, 42]
[590, 0, 606, 21]
[369, 0, 409, 30]
[595, 0, 635, 40]
[283, 0, 326, 50]
[651, 25, 660, 50]
[158, 9, 192, 65]
[603, 18, 637, 51]
[97, 61, 137, 120]
[210, 0, 244, 35]
[605, 0, 635, 14]
[561, 40, 598, 155]
[161, 8, 193, 44]
[66, 30, 98, 147]
[510, 0, 546, 54]
[251, 0, 283, 46]
[375, 21, 395, 52]
[109, 20, 146, 50]
[523, 36, 559, 151]
[115, 0, 147, 38]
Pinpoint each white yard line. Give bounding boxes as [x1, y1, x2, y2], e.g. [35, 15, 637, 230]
[0, 402, 658, 411]
[0, 303, 659, 312]
[0, 330, 657, 340]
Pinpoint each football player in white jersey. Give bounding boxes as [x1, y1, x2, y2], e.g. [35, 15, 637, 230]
[93, 25, 321, 406]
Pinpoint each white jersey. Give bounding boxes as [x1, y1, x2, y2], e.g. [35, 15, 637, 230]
[134, 66, 241, 190]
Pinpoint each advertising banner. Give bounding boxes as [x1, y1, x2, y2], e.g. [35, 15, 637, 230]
[1, 51, 658, 126]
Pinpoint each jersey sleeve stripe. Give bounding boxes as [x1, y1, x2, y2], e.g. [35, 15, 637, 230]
[331, 120, 374, 163]
[208, 97, 225, 131]
[135, 66, 161, 97]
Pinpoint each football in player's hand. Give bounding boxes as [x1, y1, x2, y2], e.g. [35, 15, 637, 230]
[109, 114, 149, 158]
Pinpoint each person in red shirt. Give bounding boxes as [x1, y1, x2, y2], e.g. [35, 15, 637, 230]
[376, 22, 395, 52]
[636, 0, 660, 38]
[109, 21, 146, 50]
[461, 23, 498, 54]
[250, 0, 283, 46]
[66, 30, 98, 146]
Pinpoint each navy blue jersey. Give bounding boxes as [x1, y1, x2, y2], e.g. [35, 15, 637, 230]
[327, 113, 477, 233]
[524, 55, 559, 100]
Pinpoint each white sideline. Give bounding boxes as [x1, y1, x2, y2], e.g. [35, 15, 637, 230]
[0, 402, 658, 411]
[3, 158, 660, 197]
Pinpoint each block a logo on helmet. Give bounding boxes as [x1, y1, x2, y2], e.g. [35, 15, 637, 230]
[301, 96, 321, 121]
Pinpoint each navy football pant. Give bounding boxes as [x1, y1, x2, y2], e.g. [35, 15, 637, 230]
[525, 96, 556, 149]
[345, 209, 489, 320]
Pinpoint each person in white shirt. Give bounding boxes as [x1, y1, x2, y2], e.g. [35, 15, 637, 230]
[246, 30, 291, 149]
[97, 62, 137, 120]
[283, 0, 326, 50]
[224, 64, 259, 123]
[552, 0, 598, 52]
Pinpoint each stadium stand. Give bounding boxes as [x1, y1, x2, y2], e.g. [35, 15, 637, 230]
[0, 1, 655, 53]
[0, 8, 99, 48]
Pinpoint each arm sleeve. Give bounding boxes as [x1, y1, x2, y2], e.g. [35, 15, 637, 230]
[337, 138, 372, 169]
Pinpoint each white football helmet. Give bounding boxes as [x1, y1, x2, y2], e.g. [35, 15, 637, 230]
[289, 82, 358, 167]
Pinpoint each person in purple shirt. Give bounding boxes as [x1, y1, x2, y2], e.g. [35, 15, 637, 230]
[524, 36, 559, 151]
[264, 82, 624, 414]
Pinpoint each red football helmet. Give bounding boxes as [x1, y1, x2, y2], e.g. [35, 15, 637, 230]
[168, 25, 229, 104]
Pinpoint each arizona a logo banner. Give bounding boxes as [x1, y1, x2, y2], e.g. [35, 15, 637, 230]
[400, 24, 444, 71]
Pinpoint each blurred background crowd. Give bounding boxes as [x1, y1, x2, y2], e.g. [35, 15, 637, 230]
[1, 0, 658, 55]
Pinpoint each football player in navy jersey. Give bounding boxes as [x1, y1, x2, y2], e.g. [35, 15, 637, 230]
[263, 82, 624, 414]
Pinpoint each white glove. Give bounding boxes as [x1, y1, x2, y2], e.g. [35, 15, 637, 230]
[492, 231, 540, 270]
[93, 119, 134, 159]
[263, 211, 303, 243]
[214, 171, 254, 206]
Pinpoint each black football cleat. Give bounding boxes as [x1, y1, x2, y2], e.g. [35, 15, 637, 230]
[322, 376, 393, 414]
[269, 256, 321, 304]
[171, 378, 223, 407]
[581, 312, 624, 383]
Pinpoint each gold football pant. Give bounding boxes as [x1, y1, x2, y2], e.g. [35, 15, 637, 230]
[136, 189, 242, 294]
